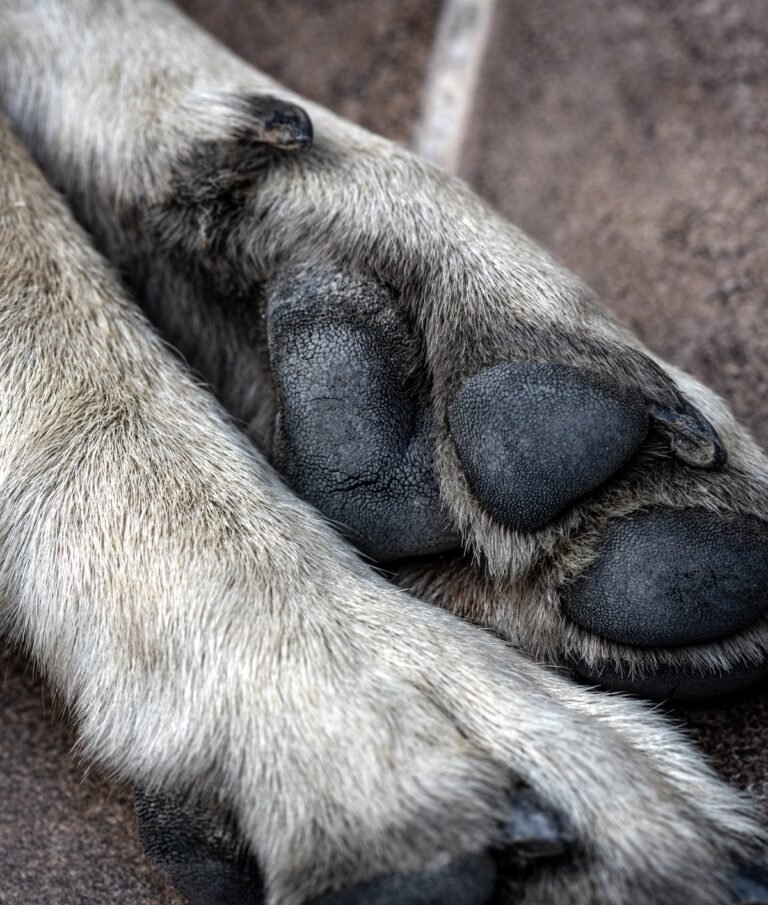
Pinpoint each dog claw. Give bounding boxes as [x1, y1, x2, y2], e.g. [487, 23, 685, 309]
[649, 398, 727, 470]
[242, 94, 313, 151]
[498, 786, 572, 860]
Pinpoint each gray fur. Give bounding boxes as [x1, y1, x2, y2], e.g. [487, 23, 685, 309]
[4, 0, 768, 689]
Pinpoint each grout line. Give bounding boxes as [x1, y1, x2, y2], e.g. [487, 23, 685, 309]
[411, 0, 496, 174]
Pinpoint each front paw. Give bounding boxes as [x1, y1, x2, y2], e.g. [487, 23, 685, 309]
[131, 591, 767, 905]
[140, 87, 768, 702]
[263, 256, 768, 702]
[86, 83, 768, 905]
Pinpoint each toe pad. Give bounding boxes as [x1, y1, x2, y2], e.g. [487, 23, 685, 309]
[135, 791, 264, 905]
[570, 655, 768, 700]
[311, 854, 496, 905]
[449, 362, 649, 531]
[268, 267, 459, 561]
[562, 507, 768, 647]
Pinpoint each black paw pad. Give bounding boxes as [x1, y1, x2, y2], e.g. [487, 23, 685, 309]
[267, 267, 459, 562]
[310, 854, 496, 905]
[570, 655, 768, 700]
[729, 857, 768, 905]
[563, 507, 768, 648]
[134, 790, 264, 904]
[448, 362, 649, 531]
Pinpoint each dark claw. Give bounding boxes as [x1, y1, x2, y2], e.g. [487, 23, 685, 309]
[648, 397, 727, 470]
[498, 785, 572, 860]
[241, 95, 313, 151]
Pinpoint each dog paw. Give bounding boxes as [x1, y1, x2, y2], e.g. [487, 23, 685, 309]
[142, 89, 768, 702]
[131, 598, 766, 905]
[402, 355, 768, 701]
[262, 257, 768, 701]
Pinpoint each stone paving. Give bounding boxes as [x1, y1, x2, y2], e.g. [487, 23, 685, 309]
[3, 1, 768, 900]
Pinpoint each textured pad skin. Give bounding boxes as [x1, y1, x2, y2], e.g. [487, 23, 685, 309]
[562, 507, 768, 647]
[449, 362, 649, 531]
[267, 267, 459, 561]
[134, 791, 264, 905]
[571, 655, 768, 700]
[310, 854, 496, 905]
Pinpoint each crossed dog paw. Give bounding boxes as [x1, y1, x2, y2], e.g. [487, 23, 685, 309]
[2, 5, 767, 898]
[131, 88, 768, 902]
[152, 90, 768, 703]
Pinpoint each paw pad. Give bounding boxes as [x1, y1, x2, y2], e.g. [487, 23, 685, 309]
[570, 654, 768, 700]
[563, 507, 768, 647]
[449, 362, 649, 531]
[310, 854, 496, 905]
[267, 267, 459, 561]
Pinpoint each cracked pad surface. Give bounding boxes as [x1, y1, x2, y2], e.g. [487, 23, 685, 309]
[267, 267, 459, 561]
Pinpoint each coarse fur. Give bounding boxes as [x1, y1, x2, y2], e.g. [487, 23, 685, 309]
[0, 1, 767, 902]
[3, 0, 768, 689]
